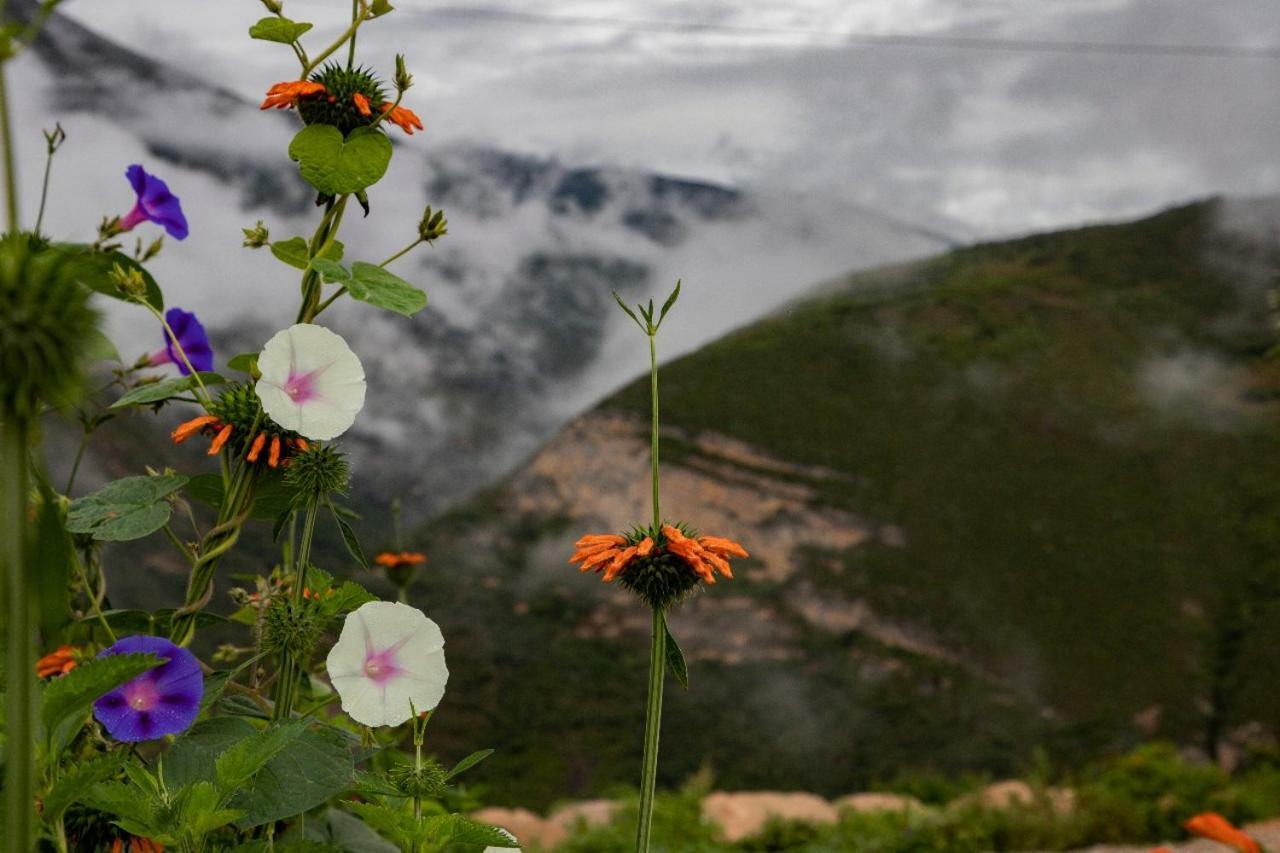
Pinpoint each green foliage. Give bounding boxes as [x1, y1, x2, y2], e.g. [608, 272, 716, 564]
[110, 371, 226, 408]
[76, 248, 163, 311]
[271, 235, 344, 270]
[249, 16, 313, 44]
[41, 652, 161, 754]
[65, 473, 189, 541]
[289, 124, 392, 196]
[662, 613, 689, 689]
[311, 258, 427, 317]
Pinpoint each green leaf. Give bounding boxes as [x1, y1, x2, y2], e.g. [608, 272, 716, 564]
[164, 716, 258, 790]
[344, 802, 413, 848]
[444, 748, 494, 780]
[330, 503, 368, 568]
[42, 653, 162, 754]
[288, 125, 392, 196]
[65, 474, 189, 541]
[176, 780, 244, 835]
[309, 257, 349, 284]
[111, 372, 225, 409]
[234, 724, 357, 829]
[216, 719, 307, 794]
[227, 352, 260, 376]
[43, 751, 130, 821]
[422, 814, 519, 848]
[187, 469, 297, 521]
[75, 249, 164, 311]
[271, 236, 344, 270]
[198, 669, 234, 714]
[612, 290, 646, 331]
[249, 16, 313, 43]
[30, 475, 74, 641]
[300, 808, 398, 852]
[663, 613, 688, 689]
[80, 779, 160, 838]
[83, 327, 122, 363]
[345, 262, 426, 317]
[370, 0, 394, 17]
[658, 279, 682, 326]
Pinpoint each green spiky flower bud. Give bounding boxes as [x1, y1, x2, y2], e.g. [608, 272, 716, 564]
[284, 445, 350, 500]
[242, 221, 270, 248]
[261, 595, 322, 660]
[389, 759, 449, 799]
[418, 206, 447, 243]
[394, 54, 413, 93]
[0, 233, 99, 419]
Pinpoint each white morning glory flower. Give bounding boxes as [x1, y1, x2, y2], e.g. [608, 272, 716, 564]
[326, 600, 449, 728]
[255, 323, 366, 441]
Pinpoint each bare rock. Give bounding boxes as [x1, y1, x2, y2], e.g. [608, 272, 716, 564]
[547, 799, 619, 833]
[472, 807, 564, 850]
[702, 791, 839, 843]
[834, 792, 925, 813]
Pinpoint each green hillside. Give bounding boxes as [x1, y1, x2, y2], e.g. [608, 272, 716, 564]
[408, 200, 1280, 808]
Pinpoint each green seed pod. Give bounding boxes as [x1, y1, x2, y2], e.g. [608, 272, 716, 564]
[261, 596, 323, 660]
[298, 63, 388, 135]
[0, 233, 99, 419]
[284, 445, 350, 500]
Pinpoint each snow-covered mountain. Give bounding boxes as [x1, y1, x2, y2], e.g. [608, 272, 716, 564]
[10, 0, 949, 516]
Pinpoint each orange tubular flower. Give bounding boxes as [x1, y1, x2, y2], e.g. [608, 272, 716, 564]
[375, 551, 427, 570]
[570, 526, 748, 601]
[1183, 813, 1260, 853]
[36, 645, 77, 679]
[261, 80, 327, 110]
[171, 414, 218, 444]
[381, 103, 424, 135]
[170, 414, 306, 469]
[353, 92, 372, 116]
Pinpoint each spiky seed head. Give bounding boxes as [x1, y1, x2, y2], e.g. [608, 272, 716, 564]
[298, 63, 388, 135]
[261, 595, 323, 660]
[617, 521, 702, 609]
[389, 758, 450, 798]
[0, 232, 99, 420]
[285, 445, 350, 499]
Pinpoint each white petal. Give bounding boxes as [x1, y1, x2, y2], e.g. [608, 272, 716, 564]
[361, 601, 444, 651]
[325, 607, 372, 676]
[383, 649, 448, 718]
[255, 323, 366, 440]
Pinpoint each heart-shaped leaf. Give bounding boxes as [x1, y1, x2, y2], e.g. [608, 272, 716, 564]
[288, 125, 392, 197]
[310, 260, 426, 317]
[270, 236, 344, 271]
[66, 474, 189, 541]
[249, 17, 313, 44]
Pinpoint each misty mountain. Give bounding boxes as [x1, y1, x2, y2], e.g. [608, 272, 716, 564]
[10, 0, 950, 519]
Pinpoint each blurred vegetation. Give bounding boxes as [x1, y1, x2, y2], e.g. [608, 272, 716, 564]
[556, 742, 1280, 852]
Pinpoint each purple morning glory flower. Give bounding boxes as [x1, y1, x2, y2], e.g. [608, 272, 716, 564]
[92, 635, 203, 742]
[148, 308, 213, 375]
[118, 164, 188, 240]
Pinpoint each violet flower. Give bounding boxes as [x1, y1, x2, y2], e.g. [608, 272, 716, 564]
[118, 164, 188, 240]
[92, 635, 203, 742]
[148, 308, 213, 375]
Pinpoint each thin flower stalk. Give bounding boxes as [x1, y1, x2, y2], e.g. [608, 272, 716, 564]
[2, 419, 33, 852]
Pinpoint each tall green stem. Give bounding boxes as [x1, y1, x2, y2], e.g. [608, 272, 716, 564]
[2, 419, 33, 852]
[272, 499, 320, 721]
[0, 63, 18, 231]
[636, 329, 664, 852]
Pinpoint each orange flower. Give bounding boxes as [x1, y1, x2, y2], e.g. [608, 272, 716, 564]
[1184, 813, 1260, 853]
[302, 586, 335, 600]
[380, 103, 423, 135]
[353, 92, 372, 116]
[36, 645, 77, 679]
[375, 551, 427, 570]
[569, 526, 747, 586]
[261, 80, 327, 110]
[171, 415, 306, 469]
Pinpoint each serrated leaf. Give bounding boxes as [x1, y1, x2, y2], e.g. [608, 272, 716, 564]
[663, 612, 688, 689]
[43, 751, 130, 820]
[198, 669, 234, 714]
[422, 814, 520, 848]
[42, 653, 162, 754]
[186, 470, 297, 521]
[227, 352, 260, 376]
[289, 125, 392, 196]
[300, 808, 398, 852]
[65, 474, 189, 541]
[216, 719, 307, 793]
[271, 236, 344, 271]
[79, 779, 159, 836]
[444, 748, 494, 780]
[234, 724, 356, 829]
[249, 16, 313, 43]
[111, 372, 225, 409]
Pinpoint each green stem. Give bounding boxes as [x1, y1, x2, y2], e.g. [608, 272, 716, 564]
[347, 0, 358, 68]
[2, 419, 33, 853]
[272, 499, 321, 721]
[148, 304, 211, 404]
[635, 606, 666, 853]
[34, 133, 56, 237]
[0, 63, 19, 231]
[302, 3, 368, 77]
[65, 427, 90, 494]
[73, 548, 117, 644]
[379, 237, 422, 269]
[649, 332, 660, 528]
[298, 196, 348, 323]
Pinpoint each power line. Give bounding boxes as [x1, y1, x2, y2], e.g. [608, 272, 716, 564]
[413, 6, 1280, 61]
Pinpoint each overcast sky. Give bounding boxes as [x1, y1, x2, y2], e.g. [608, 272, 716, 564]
[62, 0, 1280, 235]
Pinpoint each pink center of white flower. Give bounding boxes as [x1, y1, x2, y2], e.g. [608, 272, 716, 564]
[125, 679, 160, 712]
[283, 369, 321, 403]
[362, 649, 400, 684]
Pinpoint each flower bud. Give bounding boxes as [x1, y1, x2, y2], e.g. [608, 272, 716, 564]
[394, 54, 413, 93]
[139, 236, 164, 263]
[260, 0, 284, 13]
[418, 206, 448, 243]
[242, 220, 270, 248]
[108, 263, 149, 301]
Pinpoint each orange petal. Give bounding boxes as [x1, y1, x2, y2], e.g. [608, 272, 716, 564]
[636, 536, 655, 557]
[353, 92, 372, 116]
[375, 552, 401, 568]
[401, 551, 427, 565]
[381, 103, 424, 134]
[700, 536, 748, 559]
[660, 524, 688, 543]
[1184, 813, 1259, 853]
[575, 533, 625, 548]
[246, 432, 267, 463]
[171, 415, 219, 444]
[569, 543, 620, 563]
[268, 435, 282, 468]
[207, 424, 233, 455]
[293, 437, 310, 452]
[578, 549, 619, 572]
[602, 546, 638, 582]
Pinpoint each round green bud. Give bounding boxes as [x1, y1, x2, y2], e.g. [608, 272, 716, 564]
[284, 445, 350, 499]
[261, 596, 323, 660]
